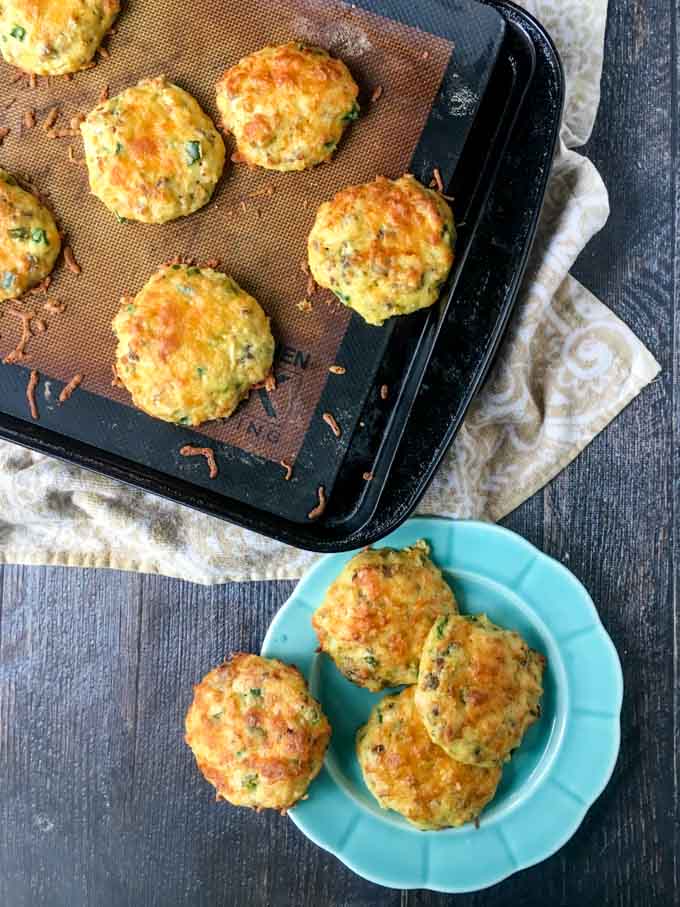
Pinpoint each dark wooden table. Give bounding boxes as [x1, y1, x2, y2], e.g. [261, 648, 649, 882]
[1, 3, 677, 905]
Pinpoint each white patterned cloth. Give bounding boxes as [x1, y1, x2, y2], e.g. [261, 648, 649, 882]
[0, 0, 660, 583]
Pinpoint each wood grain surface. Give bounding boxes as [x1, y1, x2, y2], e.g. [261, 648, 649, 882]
[0, 0, 677, 904]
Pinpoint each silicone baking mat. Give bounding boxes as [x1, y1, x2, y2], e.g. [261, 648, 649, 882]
[0, 0, 503, 523]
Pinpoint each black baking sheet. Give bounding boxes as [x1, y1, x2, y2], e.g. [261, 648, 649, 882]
[0, 0, 505, 525]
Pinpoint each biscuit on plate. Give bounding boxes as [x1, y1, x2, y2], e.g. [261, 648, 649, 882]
[0, 0, 119, 75]
[312, 540, 457, 691]
[0, 169, 60, 301]
[112, 263, 274, 426]
[308, 174, 455, 326]
[185, 654, 331, 812]
[81, 76, 225, 224]
[216, 41, 359, 171]
[357, 686, 502, 830]
[415, 613, 545, 766]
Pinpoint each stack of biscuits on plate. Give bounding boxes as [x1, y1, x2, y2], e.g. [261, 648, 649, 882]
[184, 539, 545, 829]
[313, 540, 546, 830]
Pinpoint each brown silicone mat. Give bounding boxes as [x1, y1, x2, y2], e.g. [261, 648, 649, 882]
[0, 0, 452, 465]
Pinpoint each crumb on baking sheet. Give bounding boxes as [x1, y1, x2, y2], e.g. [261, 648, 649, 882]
[322, 412, 341, 438]
[42, 106, 59, 130]
[362, 471, 373, 481]
[64, 246, 81, 274]
[248, 184, 274, 199]
[371, 85, 383, 102]
[27, 275, 51, 297]
[68, 145, 84, 165]
[180, 445, 218, 479]
[0, 127, 10, 145]
[44, 297, 66, 313]
[429, 166, 455, 201]
[308, 485, 326, 520]
[163, 254, 196, 268]
[26, 369, 39, 419]
[297, 298, 313, 312]
[23, 108, 35, 129]
[3, 307, 34, 364]
[253, 371, 276, 392]
[46, 127, 76, 139]
[329, 365, 346, 375]
[58, 373, 83, 404]
[380, 384, 389, 401]
[111, 363, 124, 387]
[280, 460, 293, 481]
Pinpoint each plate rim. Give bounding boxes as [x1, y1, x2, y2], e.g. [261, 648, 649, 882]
[261, 517, 623, 892]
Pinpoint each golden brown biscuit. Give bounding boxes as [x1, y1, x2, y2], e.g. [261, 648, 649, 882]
[308, 174, 455, 326]
[185, 654, 331, 811]
[357, 687, 502, 830]
[216, 41, 359, 171]
[81, 76, 225, 224]
[112, 263, 274, 426]
[0, 169, 60, 301]
[0, 0, 119, 75]
[415, 614, 545, 766]
[312, 540, 457, 691]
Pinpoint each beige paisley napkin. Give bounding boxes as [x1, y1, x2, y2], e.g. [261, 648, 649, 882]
[0, 0, 660, 583]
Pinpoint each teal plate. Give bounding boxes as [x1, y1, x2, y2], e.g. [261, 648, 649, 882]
[261, 518, 623, 892]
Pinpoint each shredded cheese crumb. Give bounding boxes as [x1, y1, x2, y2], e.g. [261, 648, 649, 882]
[26, 369, 39, 419]
[58, 373, 83, 404]
[322, 412, 342, 438]
[44, 297, 66, 313]
[248, 184, 274, 198]
[179, 445, 218, 479]
[42, 106, 59, 130]
[431, 167, 444, 193]
[67, 145, 84, 165]
[111, 363, 124, 387]
[307, 485, 326, 520]
[3, 308, 34, 363]
[64, 246, 81, 274]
